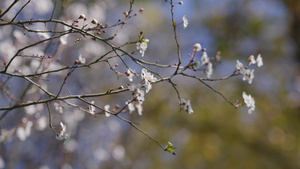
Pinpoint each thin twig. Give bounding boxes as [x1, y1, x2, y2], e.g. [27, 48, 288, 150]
[180, 73, 235, 106]
[10, 0, 31, 22]
[46, 102, 56, 133]
[0, 0, 19, 19]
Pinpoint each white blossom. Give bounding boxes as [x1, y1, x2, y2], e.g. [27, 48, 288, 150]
[194, 43, 201, 52]
[127, 102, 135, 114]
[141, 68, 157, 82]
[144, 81, 152, 93]
[126, 69, 135, 82]
[56, 122, 70, 143]
[180, 98, 194, 114]
[126, 101, 143, 116]
[256, 54, 263, 67]
[206, 62, 213, 78]
[248, 55, 256, 65]
[183, 15, 188, 29]
[79, 54, 86, 64]
[89, 101, 96, 115]
[236, 60, 254, 84]
[126, 88, 145, 116]
[243, 92, 255, 114]
[56, 122, 66, 140]
[141, 68, 157, 93]
[243, 69, 255, 84]
[201, 52, 210, 65]
[136, 103, 143, 116]
[128, 83, 141, 92]
[236, 60, 245, 71]
[104, 105, 110, 117]
[54, 102, 63, 113]
[136, 39, 149, 57]
[136, 88, 145, 103]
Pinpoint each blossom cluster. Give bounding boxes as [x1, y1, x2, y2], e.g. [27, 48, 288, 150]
[236, 54, 263, 114]
[242, 92, 255, 114]
[236, 54, 263, 84]
[180, 99, 194, 114]
[126, 68, 157, 115]
[56, 122, 70, 143]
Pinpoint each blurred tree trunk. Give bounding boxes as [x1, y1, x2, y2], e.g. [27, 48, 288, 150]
[283, 0, 300, 62]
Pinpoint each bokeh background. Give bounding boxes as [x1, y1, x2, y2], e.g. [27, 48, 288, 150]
[1, 0, 300, 168]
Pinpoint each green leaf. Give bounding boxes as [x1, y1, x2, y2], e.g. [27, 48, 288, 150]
[166, 142, 177, 155]
[138, 35, 145, 41]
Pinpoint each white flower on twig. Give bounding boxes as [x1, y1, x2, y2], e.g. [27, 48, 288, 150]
[206, 62, 213, 78]
[183, 15, 188, 29]
[54, 102, 64, 114]
[248, 55, 256, 65]
[136, 39, 149, 57]
[78, 54, 86, 64]
[89, 101, 96, 115]
[180, 98, 194, 114]
[201, 52, 210, 65]
[126, 88, 145, 116]
[243, 69, 255, 84]
[141, 68, 157, 93]
[104, 105, 110, 117]
[236, 60, 255, 84]
[256, 54, 263, 67]
[56, 122, 70, 143]
[126, 68, 135, 82]
[243, 92, 255, 114]
[194, 43, 201, 52]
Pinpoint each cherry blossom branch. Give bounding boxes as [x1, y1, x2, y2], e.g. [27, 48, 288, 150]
[0, 0, 262, 155]
[56, 68, 76, 97]
[110, 0, 135, 40]
[168, 79, 181, 101]
[114, 114, 166, 150]
[169, 0, 182, 75]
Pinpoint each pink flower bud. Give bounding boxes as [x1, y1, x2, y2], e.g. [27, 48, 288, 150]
[91, 19, 98, 24]
[78, 14, 86, 19]
[115, 104, 120, 109]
